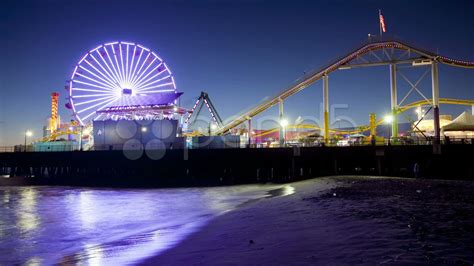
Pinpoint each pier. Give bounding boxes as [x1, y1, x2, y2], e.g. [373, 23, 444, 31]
[1, 144, 473, 187]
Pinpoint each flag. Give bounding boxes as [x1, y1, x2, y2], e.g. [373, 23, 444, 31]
[379, 10, 387, 33]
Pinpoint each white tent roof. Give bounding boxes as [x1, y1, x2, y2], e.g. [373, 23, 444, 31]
[442, 111, 474, 132]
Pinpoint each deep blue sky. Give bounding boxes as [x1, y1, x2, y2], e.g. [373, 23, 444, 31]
[1, 0, 474, 145]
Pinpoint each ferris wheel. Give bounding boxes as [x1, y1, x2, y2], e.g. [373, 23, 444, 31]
[67, 41, 176, 125]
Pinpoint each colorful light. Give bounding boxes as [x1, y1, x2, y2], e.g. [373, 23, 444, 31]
[68, 42, 177, 125]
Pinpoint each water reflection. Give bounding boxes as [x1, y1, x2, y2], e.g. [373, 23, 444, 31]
[17, 188, 40, 233]
[3, 189, 10, 203]
[84, 244, 103, 266]
[0, 185, 280, 265]
[78, 191, 98, 230]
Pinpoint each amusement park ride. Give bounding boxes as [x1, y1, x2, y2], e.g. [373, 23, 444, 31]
[213, 39, 474, 144]
[34, 38, 474, 149]
[184, 91, 223, 136]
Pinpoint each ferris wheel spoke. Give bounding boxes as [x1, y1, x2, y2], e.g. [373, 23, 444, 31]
[132, 56, 167, 86]
[83, 57, 120, 89]
[93, 113, 102, 121]
[74, 95, 117, 107]
[76, 96, 119, 114]
[104, 46, 125, 86]
[72, 93, 115, 98]
[135, 74, 171, 91]
[131, 54, 158, 87]
[130, 52, 153, 85]
[134, 69, 169, 90]
[119, 44, 126, 85]
[74, 73, 114, 91]
[136, 82, 174, 92]
[111, 45, 125, 85]
[132, 64, 166, 89]
[140, 89, 176, 94]
[125, 44, 130, 84]
[72, 87, 114, 93]
[131, 61, 162, 88]
[129, 48, 144, 85]
[127, 45, 137, 85]
[76, 65, 118, 90]
[96, 49, 123, 89]
[87, 97, 120, 120]
[73, 79, 116, 92]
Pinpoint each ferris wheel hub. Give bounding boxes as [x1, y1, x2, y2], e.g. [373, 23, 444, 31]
[122, 88, 132, 95]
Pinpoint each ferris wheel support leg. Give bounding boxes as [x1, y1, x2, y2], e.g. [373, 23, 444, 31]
[431, 61, 441, 144]
[279, 99, 284, 147]
[390, 63, 398, 138]
[323, 74, 330, 144]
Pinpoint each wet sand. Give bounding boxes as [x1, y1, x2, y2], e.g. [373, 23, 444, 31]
[144, 176, 474, 265]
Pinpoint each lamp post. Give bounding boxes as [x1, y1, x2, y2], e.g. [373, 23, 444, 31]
[210, 123, 217, 136]
[79, 126, 84, 151]
[280, 119, 288, 147]
[24, 130, 32, 152]
[384, 115, 393, 145]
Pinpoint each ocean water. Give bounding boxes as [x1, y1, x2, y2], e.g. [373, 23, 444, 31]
[0, 184, 279, 265]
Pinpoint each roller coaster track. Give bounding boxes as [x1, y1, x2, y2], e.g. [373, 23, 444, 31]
[216, 40, 474, 135]
[253, 98, 474, 138]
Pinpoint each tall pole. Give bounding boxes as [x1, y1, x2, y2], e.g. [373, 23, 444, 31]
[369, 113, 376, 145]
[323, 74, 329, 144]
[248, 119, 252, 146]
[390, 63, 398, 138]
[279, 99, 284, 147]
[79, 126, 83, 151]
[431, 61, 440, 144]
[24, 130, 27, 152]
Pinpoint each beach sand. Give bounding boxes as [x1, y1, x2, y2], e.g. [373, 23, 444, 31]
[143, 176, 474, 265]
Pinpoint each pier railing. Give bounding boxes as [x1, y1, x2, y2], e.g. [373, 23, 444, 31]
[0, 137, 473, 153]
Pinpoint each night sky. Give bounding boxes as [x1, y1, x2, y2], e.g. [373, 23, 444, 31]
[1, 0, 474, 145]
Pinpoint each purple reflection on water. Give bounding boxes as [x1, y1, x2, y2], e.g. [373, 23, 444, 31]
[0, 185, 277, 265]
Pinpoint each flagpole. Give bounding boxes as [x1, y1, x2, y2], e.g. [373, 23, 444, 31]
[379, 9, 383, 38]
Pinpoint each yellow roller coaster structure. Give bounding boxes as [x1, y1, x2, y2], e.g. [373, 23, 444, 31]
[253, 98, 474, 138]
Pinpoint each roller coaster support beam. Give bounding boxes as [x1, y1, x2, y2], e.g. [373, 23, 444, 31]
[431, 61, 441, 144]
[390, 63, 399, 138]
[323, 74, 330, 144]
[279, 99, 284, 146]
[369, 113, 376, 137]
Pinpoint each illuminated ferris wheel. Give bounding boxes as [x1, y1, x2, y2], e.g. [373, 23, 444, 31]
[67, 41, 176, 125]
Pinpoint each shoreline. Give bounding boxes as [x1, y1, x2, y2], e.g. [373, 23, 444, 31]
[143, 176, 474, 265]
